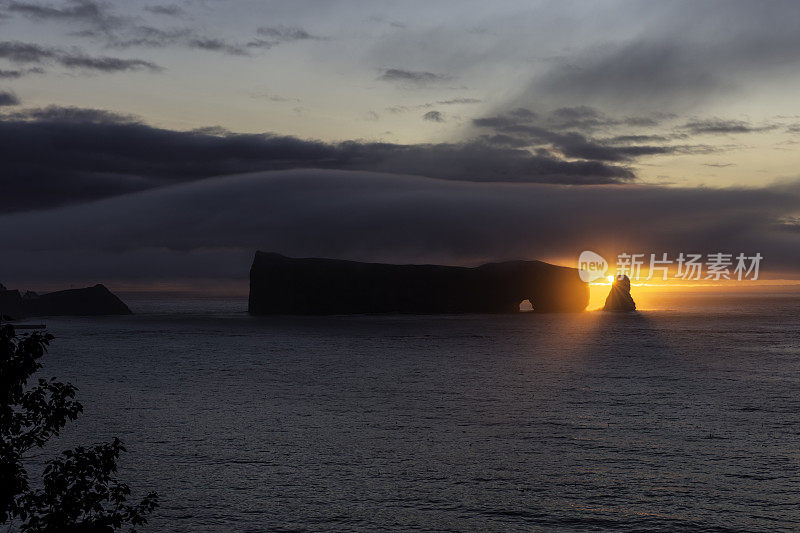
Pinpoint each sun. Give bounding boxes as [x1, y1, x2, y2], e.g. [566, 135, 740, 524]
[606, 275, 614, 283]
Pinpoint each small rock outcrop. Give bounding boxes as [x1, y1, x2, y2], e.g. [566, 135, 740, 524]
[249, 252, 589, 314]
[0, 283, 132, 320]
[603, 275, 636, 312]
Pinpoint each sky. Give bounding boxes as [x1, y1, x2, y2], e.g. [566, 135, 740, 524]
[1, 0, 800, 292]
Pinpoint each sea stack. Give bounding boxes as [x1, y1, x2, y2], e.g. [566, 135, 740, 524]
[603, 275, 636, 312]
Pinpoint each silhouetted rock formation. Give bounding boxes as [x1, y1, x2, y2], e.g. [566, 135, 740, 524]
[249, 252, 589, 314]
[0, 288, 23, 320]
[0, 284, 132, 319]
[603, 275, 636, 311]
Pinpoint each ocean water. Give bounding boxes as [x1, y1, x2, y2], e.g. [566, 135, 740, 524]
[24, 294, 800, 532]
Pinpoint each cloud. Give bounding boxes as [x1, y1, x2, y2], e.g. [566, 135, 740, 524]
[251, 91, 301, 103]
[377, 68, 453, 86]
[1, 169, 798, 286]
[243, 39, 276, 51]
[0, 66, 45, 78]
[188, 38, 247, 56]
[367, 15, 405, 29]
[548, 106, 612, 130]
[7, 0, 122, 33]
[110, 24, 324, 56]
[8, 0, 109, 23]
[100, 22, 319, 56]
[6, 105, 139, 123]
[387, 98, 482, 114]
[101, 25, 258, 57]
[477, 134, 531, 148]
[144, 4, 183, 17]
[0, 106, 636, 213]
[0, 41, 56, 63]
[56, 54, 162, 72]
[103, 25, 192, 48]
[256, 25, 322, 42]
[533, 41, 720, 110]
[472, 109, 709, 163]
[543, 106, 670, 131]
[681, 119, 778, 135]
[3, 3, 312, 57]
[422, 110, 444, 122]
[435, 98, 482, 105]
[607, 134, 678, 144]
[0, 90, 20, 106]
[0, 40, 162, 72]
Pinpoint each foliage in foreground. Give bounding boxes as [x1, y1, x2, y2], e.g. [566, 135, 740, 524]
[0, 324, 157, 532]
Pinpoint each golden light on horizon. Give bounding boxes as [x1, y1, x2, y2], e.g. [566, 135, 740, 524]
[588, 283, 608, 310]
[583, 276, 800, 313]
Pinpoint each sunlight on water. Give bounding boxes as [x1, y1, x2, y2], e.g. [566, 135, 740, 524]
[34, 295, 800, 532]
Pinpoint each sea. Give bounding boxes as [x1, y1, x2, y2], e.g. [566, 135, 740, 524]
[22, 292, 800, 532]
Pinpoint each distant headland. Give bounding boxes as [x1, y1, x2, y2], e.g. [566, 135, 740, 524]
[0, 283, 132, 320]
[248, 252, 589, 314]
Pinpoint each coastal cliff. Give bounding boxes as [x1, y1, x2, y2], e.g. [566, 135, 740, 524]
[249, 252, 589, 314]
[0, 284, 132, 319]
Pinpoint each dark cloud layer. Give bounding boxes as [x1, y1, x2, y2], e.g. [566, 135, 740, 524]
[0, 41, 55, 63]
[188, 38, 248, 56]
[0, 90, 20, 106]
[681, 119, 778, 135]
[57, 54, 161, 72]
[422, 110, 443, 122]
[256, 25, 321, 42]
[0, 66, 44, 78]
[0, 39, 162, 72]
[0, 107, 635, 213]
[2, 1, 320, 57]
[472, 107, 710, 163]
[107, 23, 322, 55]
[378, 68, 452, 85]
[242, 26, 322, 52]
[103, 22, 320, 55]
[8, 0, 113, 27]
[1, 169, 798, 285]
